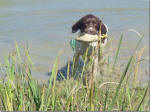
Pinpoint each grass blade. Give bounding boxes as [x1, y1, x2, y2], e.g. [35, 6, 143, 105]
[113, 34, 123, 69]
[110, 56, 133, 110]
[104, 88, 109, 111]
[136, 85, 148, 111]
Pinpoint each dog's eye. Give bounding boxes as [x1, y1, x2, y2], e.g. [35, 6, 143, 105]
[85, 22, 89, 26]
[92, 21, 97, 25]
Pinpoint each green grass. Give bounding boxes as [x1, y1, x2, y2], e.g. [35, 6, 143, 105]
[0, 34, 149, 111]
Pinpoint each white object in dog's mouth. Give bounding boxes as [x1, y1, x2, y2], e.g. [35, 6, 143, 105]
[76, 33, 108, 47]
[76, 34, 99, 42]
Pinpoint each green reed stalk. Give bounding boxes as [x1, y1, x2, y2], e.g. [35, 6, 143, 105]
[136, 85, 149, 111]
[113, 34, 123, 69]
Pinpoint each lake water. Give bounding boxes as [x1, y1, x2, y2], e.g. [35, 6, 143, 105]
[0, 0, 149, 84]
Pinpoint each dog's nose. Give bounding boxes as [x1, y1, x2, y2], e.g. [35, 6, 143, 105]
[88, 27, 94, 33]
[89, 27, 94, 31]
[87, 27, 95, 34]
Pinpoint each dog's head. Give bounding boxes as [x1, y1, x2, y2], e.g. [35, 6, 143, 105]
[72, 14, 108, 35]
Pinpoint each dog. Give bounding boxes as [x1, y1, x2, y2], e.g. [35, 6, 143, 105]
[71, 14, 108, 81]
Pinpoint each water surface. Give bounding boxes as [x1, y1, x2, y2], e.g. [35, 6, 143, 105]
[0, 0, 149, 83]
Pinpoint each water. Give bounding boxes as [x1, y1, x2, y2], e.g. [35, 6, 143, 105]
[0, 0, 149, 83]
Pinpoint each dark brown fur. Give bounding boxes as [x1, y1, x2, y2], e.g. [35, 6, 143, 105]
[72, 14, 107, 35]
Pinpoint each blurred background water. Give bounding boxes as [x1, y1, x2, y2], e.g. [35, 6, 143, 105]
[0, 0, 149, 84]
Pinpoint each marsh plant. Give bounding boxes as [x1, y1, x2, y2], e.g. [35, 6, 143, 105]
[0, 34, 149, 111]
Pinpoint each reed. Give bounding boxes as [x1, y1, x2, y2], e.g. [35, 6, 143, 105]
[0, 34, 149, 111]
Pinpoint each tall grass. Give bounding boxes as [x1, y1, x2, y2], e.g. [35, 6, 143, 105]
[0, 34, 149, 111]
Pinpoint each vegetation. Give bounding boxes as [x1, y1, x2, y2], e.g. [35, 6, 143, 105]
[0, 34, 149, 111]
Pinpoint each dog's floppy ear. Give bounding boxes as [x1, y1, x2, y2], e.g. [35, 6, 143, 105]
[97, 18, 108, 34]
[72, 19, 82, 33]
[101, 23, 108, 34]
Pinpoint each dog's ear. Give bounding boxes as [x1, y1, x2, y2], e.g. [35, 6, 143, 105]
[72, 19, 82, 33]
[101, 23, 108, 34]
[97, 19, 108, 34]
